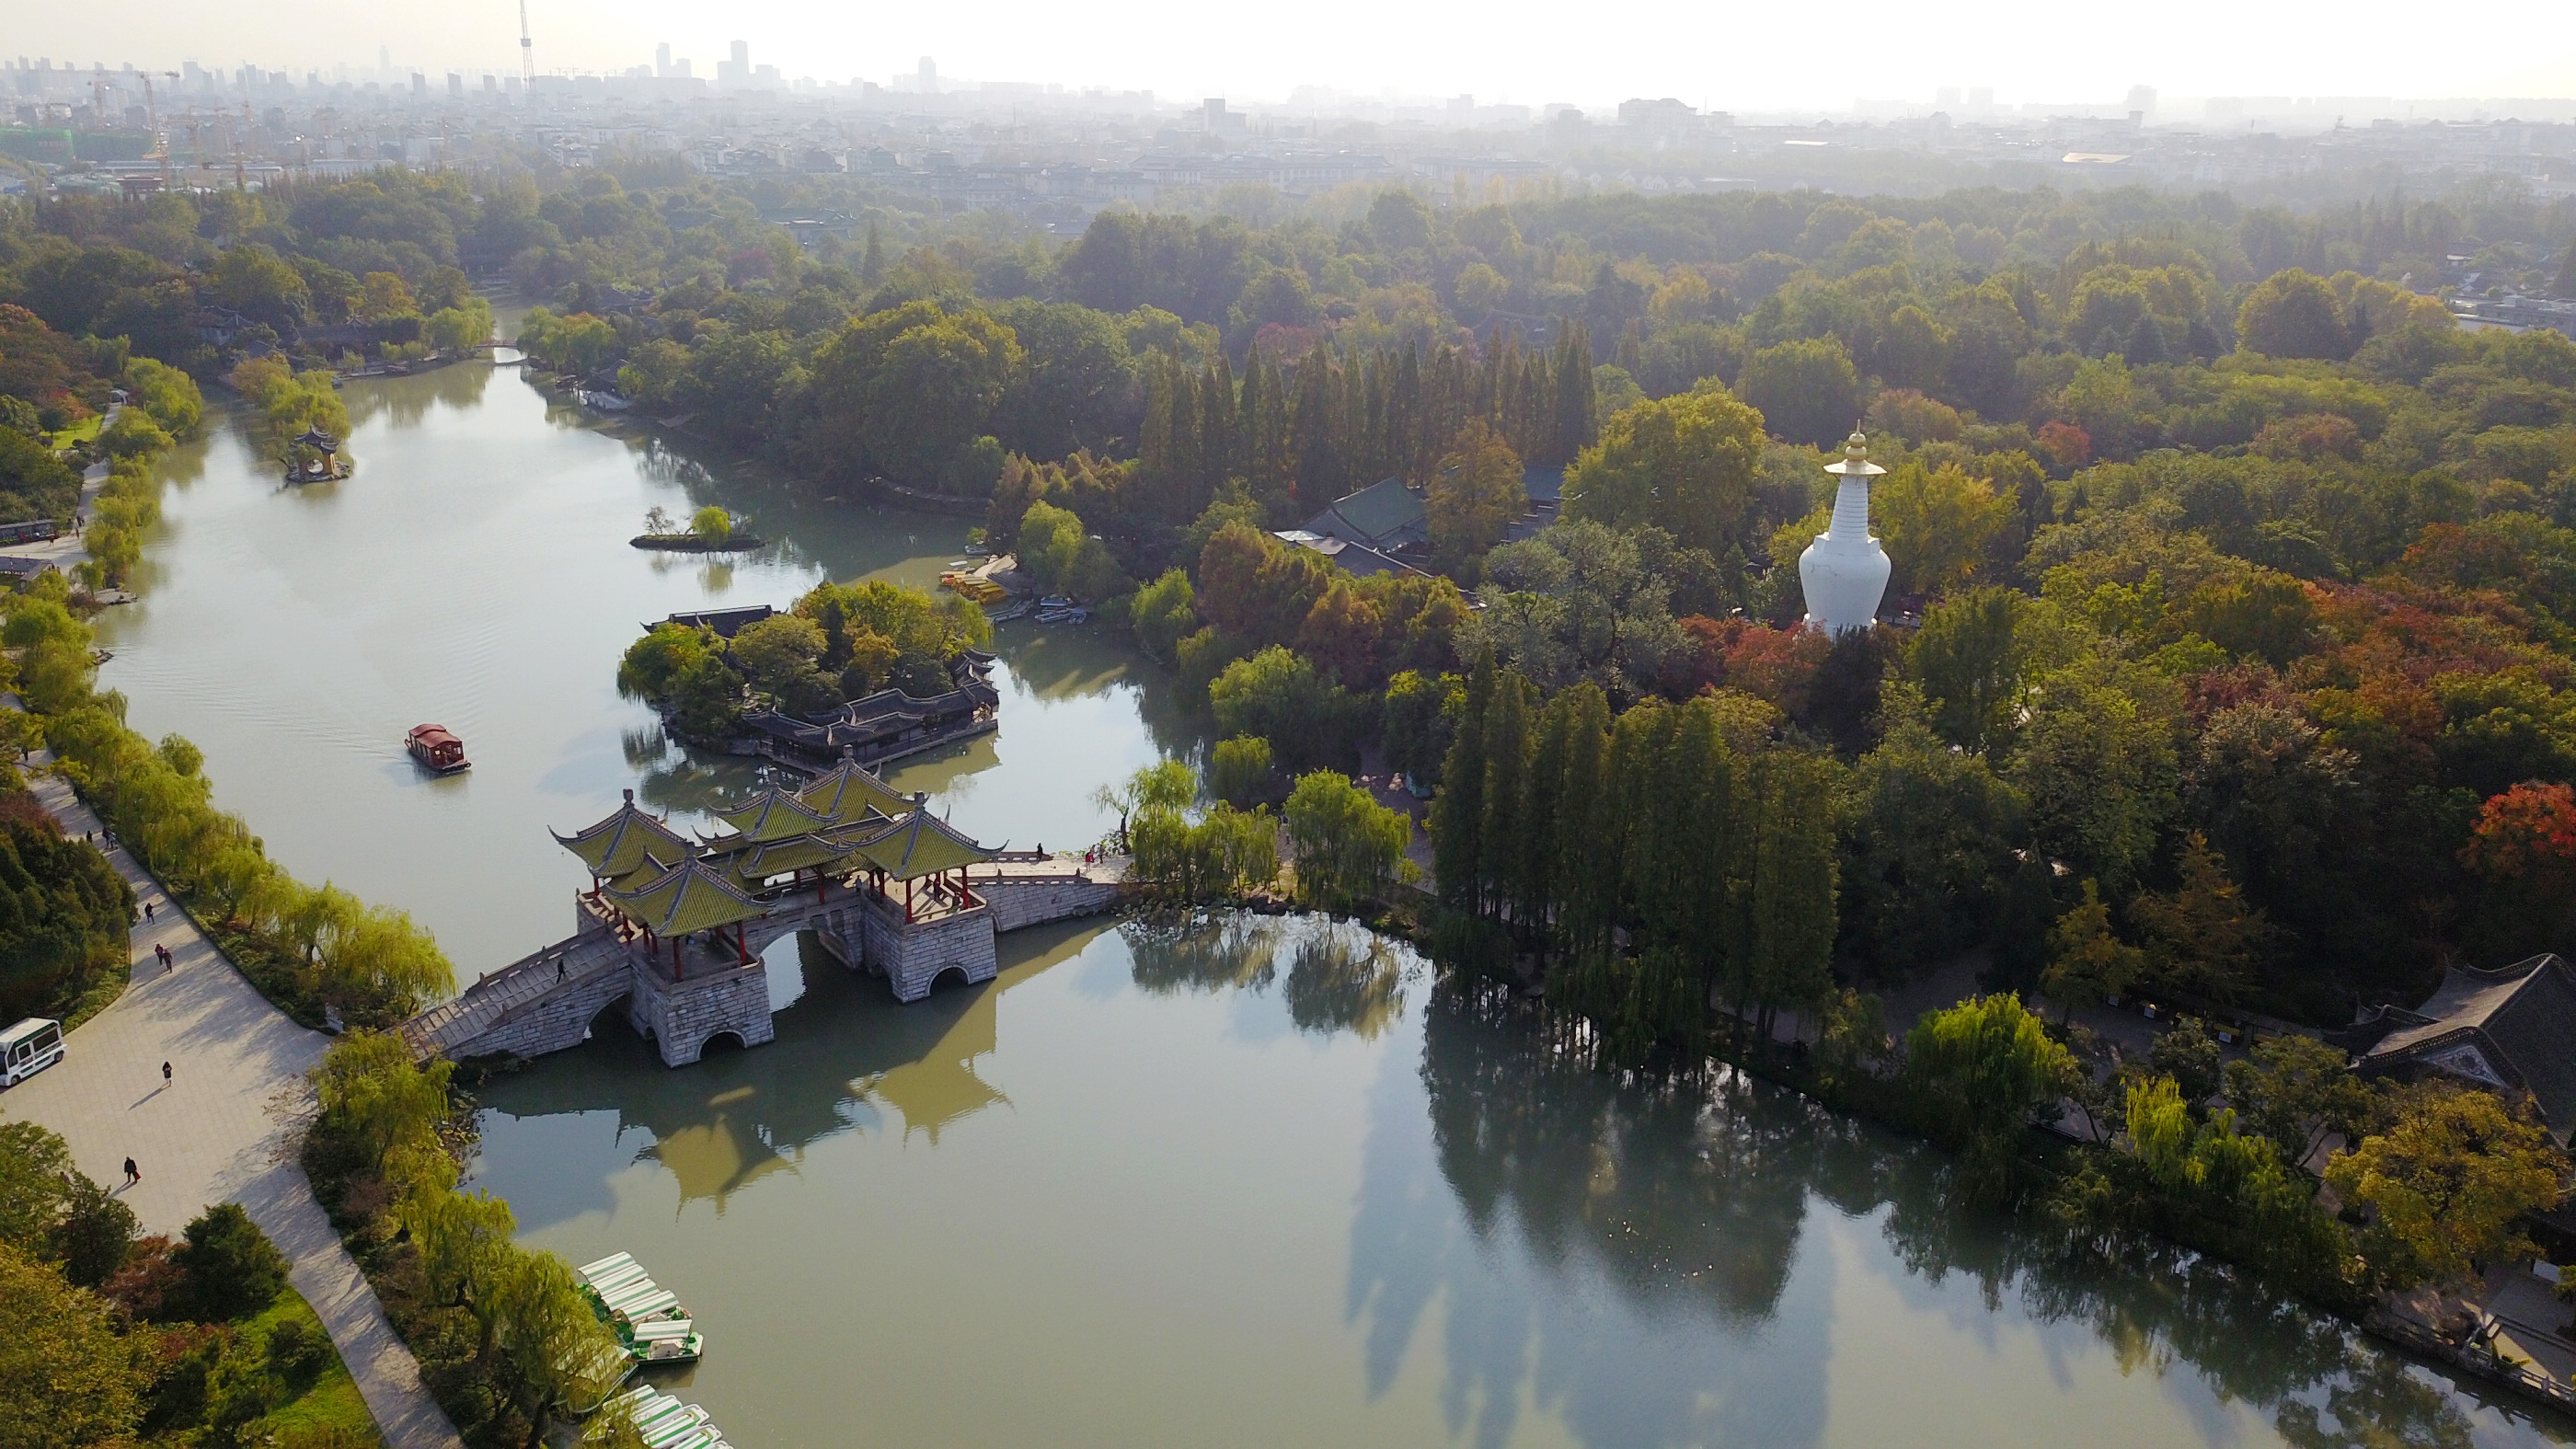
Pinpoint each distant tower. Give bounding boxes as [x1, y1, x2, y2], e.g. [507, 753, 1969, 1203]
[1796, 431, 1889, 636]
[656, 42, 671, 78]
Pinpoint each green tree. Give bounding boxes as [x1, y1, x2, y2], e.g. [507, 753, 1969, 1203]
[2148, 1016, 2225, 1104]
[1426, 418, 1526, 569]
[2039, 880, 2142, 1022]
[401, 1188, 520, 1363]
[2129, 833, 2272, 1004]
[2007, 665, 2179, 891]
[690, 506, 731, 545]
[310, 1031, 454, 1174]
[807, 301, 1026, 486]
[1380, 669, 1463, 788]
[0, 1120, 76, 1250]
[0, 1240, 145, 1448]
[1284, 770, 1412, 913]
[1737, 338, 1861, 448]
[2237, 270, 2352, 361]
[1747, 750, 1840, 1029]
[172, 1202, 289, 1321]
[1562, 387, 1765, 552]
[491, 1249, 629, 1443]
[1210, 647, 1357, 772]
[1130, 569, 1197, 663]
[1909, 586, 2028, 753]
[1207, 735, 1273, 806]
[1902, 993, 2078, 1202]
[1428, 652, 1494, 913]
[1875, 462, 2012, 599]
[1840, 696, 2027, 971]
[729, 615, 830, 708]
[2329, 1084, 2568, 1289]
[2225, 1035, 2375, 1172]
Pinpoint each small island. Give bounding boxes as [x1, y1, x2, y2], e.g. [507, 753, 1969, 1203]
[618, 578, 996, 771]
[630, 504, 765, 553]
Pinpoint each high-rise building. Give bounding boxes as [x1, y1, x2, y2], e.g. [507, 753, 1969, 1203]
[656, 43, 672, 77]
[718, 40, 749, 90]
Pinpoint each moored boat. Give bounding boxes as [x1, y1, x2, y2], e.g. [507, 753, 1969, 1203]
[406, 724, 470, 774]
[577, 1252, 706, 1364]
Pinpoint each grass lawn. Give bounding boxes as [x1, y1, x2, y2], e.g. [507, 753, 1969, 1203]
[46, 414, 103, 452]
[243, 1285, 385, 1447]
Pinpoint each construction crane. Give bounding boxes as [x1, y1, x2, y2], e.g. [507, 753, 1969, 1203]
[518, 0, 535, 88]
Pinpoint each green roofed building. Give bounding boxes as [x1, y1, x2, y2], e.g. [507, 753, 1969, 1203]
[713, 787, 832, 844]
[555, 789, 696, 884]
[846, 796, 995, 881]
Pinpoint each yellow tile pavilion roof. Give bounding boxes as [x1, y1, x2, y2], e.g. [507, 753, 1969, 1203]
[796, 763, 911, 828]
[844, 801, 994, 880]
[713, 788, 832, 844]
[603, 855, 769, 936]
[555, 791, 696, 880]
[729, 832, 868, 888]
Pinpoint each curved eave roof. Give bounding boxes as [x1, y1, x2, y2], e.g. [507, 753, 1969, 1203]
[797, 762, 912, 827]
[733, 833, 865, 883]
[714, 788, 832, 843]
[556, 799, 695, 879]
[604, 857, 767, 936]
[846, 805, 993, 880]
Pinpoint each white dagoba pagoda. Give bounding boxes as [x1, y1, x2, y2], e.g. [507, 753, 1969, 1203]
[1796, 431, 1889, 636]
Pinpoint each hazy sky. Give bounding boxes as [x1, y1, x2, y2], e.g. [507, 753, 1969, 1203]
[15, 0, 2575, 109]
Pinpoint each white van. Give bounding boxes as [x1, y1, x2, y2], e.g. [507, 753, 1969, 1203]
[0, 1018, 64, 1087]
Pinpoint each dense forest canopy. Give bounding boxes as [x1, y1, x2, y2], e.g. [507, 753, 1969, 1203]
[5, 166, 2576, 1032]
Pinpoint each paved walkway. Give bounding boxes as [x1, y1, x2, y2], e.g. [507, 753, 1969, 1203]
[0, 755, 463, 1449]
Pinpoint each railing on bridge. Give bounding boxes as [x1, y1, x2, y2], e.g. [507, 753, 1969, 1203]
[400, 934, 622, 1058]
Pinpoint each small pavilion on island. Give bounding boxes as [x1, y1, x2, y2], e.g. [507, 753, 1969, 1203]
[290, 427, 342, 481]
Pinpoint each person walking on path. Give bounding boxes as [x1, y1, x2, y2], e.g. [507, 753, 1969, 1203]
[145, 900, 155, 919]
[162, 1061, 172, 1087]
[122, 1156, 139, 1186]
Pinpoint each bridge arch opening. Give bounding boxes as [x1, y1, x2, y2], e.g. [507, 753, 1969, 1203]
[698, 1030, 749, 1058]
[581, 993, 633, 1045]
[928, 965, 976, 995]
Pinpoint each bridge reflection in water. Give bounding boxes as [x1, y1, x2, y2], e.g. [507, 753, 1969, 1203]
[471, 914, 2531, 1449]
[472, 919, 1105, 1212]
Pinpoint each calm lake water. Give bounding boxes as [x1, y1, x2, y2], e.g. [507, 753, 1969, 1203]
[95, 356, 2570, 1449]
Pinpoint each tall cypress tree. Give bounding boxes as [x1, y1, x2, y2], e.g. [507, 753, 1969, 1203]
[1201, 354, 1236, 507]
[1748, 751, 1839, 1039]
[1521, 690, 1577, 948]
[1478, 673, 1534, 929]
[1552, 684, 1615, 959]
[1291, 342, 1338, 512]
[1429, 650, 1496, 914]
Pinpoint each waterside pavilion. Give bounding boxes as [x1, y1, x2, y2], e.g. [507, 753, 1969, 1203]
[545, 765, 1004, 1062]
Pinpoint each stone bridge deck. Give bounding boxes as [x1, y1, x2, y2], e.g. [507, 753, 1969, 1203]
[401, 857, 1128, 1066]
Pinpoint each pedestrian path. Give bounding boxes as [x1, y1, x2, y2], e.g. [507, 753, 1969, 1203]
[0, 753, 464, 1449]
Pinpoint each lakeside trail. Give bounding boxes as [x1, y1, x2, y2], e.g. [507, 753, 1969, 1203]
[0, 748, 464, 1449]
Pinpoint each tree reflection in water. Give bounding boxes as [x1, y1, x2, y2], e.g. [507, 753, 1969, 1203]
[1126, 914, 1419, 1041]
[1397, 977, 2555, 1449]
[342, 356, 494, 431]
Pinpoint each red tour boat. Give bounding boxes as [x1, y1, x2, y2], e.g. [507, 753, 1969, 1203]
[406, 724, 470, 774]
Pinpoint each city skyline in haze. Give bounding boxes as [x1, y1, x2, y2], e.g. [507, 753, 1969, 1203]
[12, 0, 2576, 114]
